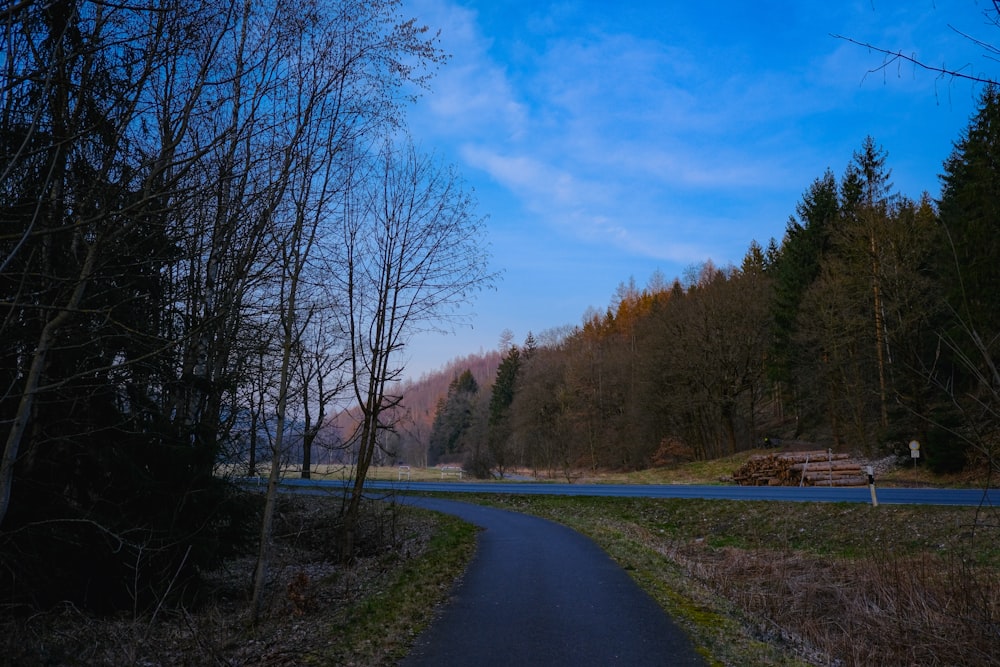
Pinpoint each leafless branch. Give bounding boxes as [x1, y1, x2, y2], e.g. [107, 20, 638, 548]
[831, 34, 996, 86]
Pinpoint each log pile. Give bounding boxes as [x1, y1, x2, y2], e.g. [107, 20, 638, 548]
[732, 450, 867, 487]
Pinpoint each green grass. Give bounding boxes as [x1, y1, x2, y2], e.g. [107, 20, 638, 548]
[577, 452, 759, 485]
[312, 510, 478, 666]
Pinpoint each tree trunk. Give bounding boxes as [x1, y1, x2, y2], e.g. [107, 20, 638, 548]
[301, 431, 314, 480]
[249, 301, 294, 624]
[342, 383, 381, 562]
[870, 231, 889, 429]
[0, 240, 97, 526]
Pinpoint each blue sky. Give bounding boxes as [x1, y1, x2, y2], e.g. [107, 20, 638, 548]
[398, 1, 995, 380]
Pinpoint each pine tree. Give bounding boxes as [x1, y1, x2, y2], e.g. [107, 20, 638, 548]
[939, 84, 1000, 342]
[931, 84, 1000, 471]
[768, 170, 839, 431]
[841, 136, 895, 430]
[428, 370, 479, 465]
[796, 137, 896, 452]
[487, 346, 521, 476]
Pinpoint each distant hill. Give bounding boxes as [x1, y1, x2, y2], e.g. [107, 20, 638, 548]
[320, 350, 502, 466]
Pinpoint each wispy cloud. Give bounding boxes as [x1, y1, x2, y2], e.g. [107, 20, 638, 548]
[421, 10, 817, 205]
[410, 0, 527, 139]
[459, 146, 607, 208]
[399, 0, 988, 376]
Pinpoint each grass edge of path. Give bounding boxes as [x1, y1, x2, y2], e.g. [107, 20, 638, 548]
[311, 508, 479, 666]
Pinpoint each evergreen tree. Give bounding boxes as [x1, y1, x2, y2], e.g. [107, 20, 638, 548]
[523, 331, 538, 359]
[428, 370, 479, 465]
[770, 170, 838, 377]
[487, 346, 521, 476]
[768, 170, 839, 430]
[878, 194, 953, 458]
[839, 136, 895, 431]
[793, 138, 896, 452]
[939, 84, 1000, 344]
[931, 84, 1000, 471]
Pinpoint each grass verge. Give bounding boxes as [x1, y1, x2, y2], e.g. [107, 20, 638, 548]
[312, 508, 478, 666]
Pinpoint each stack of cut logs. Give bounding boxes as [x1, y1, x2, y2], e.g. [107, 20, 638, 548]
[732, 450, 867, 487]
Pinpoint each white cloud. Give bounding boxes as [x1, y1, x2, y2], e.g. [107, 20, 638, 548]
[409, 0, 976, 269]
[458, 143, 728, 265]
[459, 144, 611, 219]
[407, 0, 527, 139]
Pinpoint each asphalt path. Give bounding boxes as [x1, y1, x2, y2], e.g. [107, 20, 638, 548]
[261, 478, 995, 664]
[275, 477, 998, 506]
[397, 496, 706, 667]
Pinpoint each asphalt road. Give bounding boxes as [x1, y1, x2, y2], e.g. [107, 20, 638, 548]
[263, 478, 995, 664]
[276, 477, 998, 506]
[397, 496, 706, 667]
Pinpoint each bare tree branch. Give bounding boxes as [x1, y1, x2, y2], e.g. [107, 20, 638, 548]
[831, 34, 996, 86]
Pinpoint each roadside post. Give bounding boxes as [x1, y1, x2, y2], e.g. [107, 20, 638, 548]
[866, 465, 878, 507]
[909, 440, 920, 468]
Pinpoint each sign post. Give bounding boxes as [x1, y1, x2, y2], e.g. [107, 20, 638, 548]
[908, 440, 921, 469]
[866, 465, 878, 507]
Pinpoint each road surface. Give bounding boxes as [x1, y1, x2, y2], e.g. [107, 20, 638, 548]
[275, 477, 998, 506]
[261, 478, 995, 664]
[397, 496, 706, 667]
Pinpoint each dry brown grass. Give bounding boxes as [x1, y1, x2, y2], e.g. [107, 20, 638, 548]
[672, 544, 999, 666]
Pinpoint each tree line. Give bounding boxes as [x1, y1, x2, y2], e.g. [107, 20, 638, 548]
[427, 91, 1000, 481]
[0, 0, 491, 617]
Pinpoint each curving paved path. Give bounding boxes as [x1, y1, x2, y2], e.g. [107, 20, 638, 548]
[399, 497, 707, 667]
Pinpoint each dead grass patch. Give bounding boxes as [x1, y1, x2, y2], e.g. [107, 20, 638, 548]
[669, 543, 999, 666]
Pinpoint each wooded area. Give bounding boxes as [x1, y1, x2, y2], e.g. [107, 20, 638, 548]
[0, 0, 491, 616]
[413, 102, 1000, 486]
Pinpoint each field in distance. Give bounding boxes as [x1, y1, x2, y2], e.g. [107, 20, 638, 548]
[222, 449, 991, 488]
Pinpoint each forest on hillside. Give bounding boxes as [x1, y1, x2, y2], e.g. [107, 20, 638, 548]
[407, 92, 1000, 480]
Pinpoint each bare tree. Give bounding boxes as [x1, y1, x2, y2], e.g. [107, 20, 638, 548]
[248, 0, 448, 619]
[294, 304, 350, 478]
[0, 0, 451, 614]
[0, 0, 244, 527]
[0, 0, 291, 608]
[833, 3, 1000, 92]
[337, 139, 492, 560]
